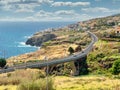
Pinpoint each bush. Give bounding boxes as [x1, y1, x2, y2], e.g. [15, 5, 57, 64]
[17, 78, 54, 90]
[96, 53, 105, 59]
[0, 58, 6, 68]
[88, 53, 96, 61]
[111, 59, 120, 75]
[68, 47, 74, 55]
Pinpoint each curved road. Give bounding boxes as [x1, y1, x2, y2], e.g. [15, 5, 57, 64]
[0, 31, 98, 74]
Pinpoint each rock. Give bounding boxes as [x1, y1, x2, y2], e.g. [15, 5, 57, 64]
[26, 33, 56, 47]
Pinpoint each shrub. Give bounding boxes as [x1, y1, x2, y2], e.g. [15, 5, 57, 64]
[88, 54, 95, 61]
[0, 58, 6, 68]
[111, 59, 120, 75]
[42, 41, 52, 47]
[68, 47, 74, 55]
[17, 78, 54, 90]
[96, 53, 105, 59]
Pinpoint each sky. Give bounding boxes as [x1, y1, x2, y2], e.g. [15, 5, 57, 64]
[0, 0, 120, 22]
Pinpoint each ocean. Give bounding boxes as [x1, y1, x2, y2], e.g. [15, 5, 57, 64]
[0, 21, 74, 58]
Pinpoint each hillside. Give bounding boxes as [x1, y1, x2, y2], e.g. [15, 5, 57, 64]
[3, 14, 120, 90]
[68, 13, 120, 31]
[7, 14, 120, 75]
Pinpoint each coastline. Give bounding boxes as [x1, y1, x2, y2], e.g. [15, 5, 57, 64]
[6, 21, 84, 65]
[0, 21, 75, 58]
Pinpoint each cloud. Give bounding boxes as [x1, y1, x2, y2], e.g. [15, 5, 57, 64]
[38, 0, 54, 4]
[0, 0, 54, 12]
[20, 0, 54, 4]
[51, 1, 90, 7]
[55, 10, 76, 15]
[15, 3, 39, 13]
[0, 3, 39, 12]
[0, 10, 93, 21]
[35, 10, 52, 17]
[82, 7, 120, 14]
[15, 8, 34, 13]
[0, 0, 21, 5]
[82, 7, 110, 13]
[25, 10, 92, 21]
[1, 5, 13, 11]
[35, 10, 79, 17]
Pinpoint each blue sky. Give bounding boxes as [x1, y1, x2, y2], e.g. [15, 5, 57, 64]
[0, 0, 120, 21]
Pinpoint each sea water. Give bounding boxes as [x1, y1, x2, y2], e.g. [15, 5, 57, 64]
[0, 21, 74, 58]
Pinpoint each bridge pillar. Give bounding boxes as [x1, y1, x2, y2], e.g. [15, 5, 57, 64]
[43, 55, 88, 76]
[74, 55, 88, 76]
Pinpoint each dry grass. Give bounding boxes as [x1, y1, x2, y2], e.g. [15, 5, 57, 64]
[7, 30, 87, 66]
[0, 85, 17, 90]
[0, 69, 55, 90]
[0, 69, 45, 85]
[17, 78, 54, 90]
[54, 75, 120, 90]
[7, 43, 78, 65]
[0, 75, 120, 90]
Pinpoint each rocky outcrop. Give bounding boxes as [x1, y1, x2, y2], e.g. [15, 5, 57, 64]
[26, 33, 56, 47]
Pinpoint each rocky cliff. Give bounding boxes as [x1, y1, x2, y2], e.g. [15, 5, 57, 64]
[26, 33, 56, 47]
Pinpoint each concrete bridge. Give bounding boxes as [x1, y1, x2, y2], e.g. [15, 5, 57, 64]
[0, 31, 98, 74]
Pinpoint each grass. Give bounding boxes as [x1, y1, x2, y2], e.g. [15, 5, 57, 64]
[7, 43, 78, 65]
[0, 85, 17, 90]
[2, 30, 120, 90]
[7, 30, 89, 66]
[0, 69, 45, 85]
[87, 39, 120, 74]
[0, 75, 120, 90]
[0, 38, 120, 90]
[0, 69, 54, 90]
[17, 78, 54, 90]
[54, 75, 120, 90]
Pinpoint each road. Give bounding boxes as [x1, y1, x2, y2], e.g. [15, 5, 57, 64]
[0, 31, 98, 74]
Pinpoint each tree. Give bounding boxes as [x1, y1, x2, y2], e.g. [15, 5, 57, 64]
[111, 59, 120, 75]
[68, 47, 74, 55]
[0, 58, 6, 68]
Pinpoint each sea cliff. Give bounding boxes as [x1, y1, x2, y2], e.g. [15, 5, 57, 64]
[26, 33, 56, 47]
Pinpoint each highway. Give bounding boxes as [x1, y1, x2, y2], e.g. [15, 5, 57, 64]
[0, 31, 98, 74]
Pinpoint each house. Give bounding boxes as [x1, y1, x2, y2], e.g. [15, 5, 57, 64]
[68, 23, 79, 30]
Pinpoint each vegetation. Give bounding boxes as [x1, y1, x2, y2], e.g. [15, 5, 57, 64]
[54, 76, 120, 90]
[0, 72, 120, 90]
[2, 14, 120, 90]
[0, 69, 45, 85]
[68, 47, 74, 55]
[111, 59, 120, 75]
[0, 69, 54, 90]
[0, 58, 6, 68]
[18, 78, 54, 90]
[87, 40, 120, 75]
